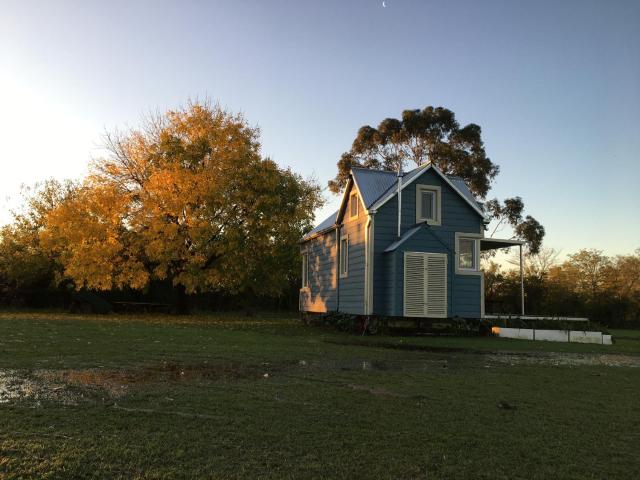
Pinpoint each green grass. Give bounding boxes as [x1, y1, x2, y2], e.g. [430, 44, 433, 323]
[1, 311, 639, 479]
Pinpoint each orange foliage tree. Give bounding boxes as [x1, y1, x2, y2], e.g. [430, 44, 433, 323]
[41, 101, 322, 305]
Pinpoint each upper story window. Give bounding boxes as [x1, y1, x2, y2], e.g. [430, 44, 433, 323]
[339, 235, 349, 278]
[349, 192, 359, 219]
[301, 251, 309, 288]
[416, 185, 441, 225]
[455, 233, 481, 275]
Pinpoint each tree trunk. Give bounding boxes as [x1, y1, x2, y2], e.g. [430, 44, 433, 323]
[175, 284, 190, 315]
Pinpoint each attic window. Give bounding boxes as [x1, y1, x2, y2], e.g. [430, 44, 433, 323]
[349, 193, 359, 219]
[416, 185, 441, 225]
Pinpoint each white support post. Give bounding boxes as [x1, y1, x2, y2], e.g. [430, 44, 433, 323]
[519, 244, 525, 316]
[396, 172, 402, 238]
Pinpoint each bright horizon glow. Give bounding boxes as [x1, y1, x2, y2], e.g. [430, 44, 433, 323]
[0, 0, 638, 259]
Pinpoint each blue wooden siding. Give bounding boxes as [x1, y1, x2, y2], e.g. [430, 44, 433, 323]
[373, 169, 483, 318]
[372, 195, 398, 314]
[300, 230, 337, 313]
[336, 186, 366, 315]
[300, 183, 367, 315]
[302, 168, 484, 319]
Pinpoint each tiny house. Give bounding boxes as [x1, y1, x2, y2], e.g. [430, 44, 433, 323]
[299, 164, 523, 320]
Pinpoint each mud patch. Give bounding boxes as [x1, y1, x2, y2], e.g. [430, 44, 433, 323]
[485, 352, 640, 368]
[0, 362, 273, 405]
[40, 361, 265, 393]
[324, 339, 478, 354]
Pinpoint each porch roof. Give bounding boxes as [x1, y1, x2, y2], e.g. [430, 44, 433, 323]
[480, 238, 525, 251]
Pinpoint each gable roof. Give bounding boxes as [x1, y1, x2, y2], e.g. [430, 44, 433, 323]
[302, 164, 485, 242]
[447, 175, 482, 210]
[370, 164, 486, 218]
[383, 225, 423, 252]
[350, 168, 398, 208]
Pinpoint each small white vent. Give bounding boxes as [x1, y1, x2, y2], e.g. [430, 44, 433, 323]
[403, 252, 447, 318]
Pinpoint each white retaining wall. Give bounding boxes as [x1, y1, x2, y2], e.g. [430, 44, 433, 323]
[494, 328, 612, 345]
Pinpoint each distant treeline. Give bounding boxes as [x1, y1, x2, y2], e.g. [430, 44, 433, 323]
[485, 248, 640, 327]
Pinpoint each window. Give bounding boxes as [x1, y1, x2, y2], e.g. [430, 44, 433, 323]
[459, 238, 476, 270]
[349, 193, 359, 219]
[339, 235, 349, 278]
[455, 233, 481, 275]
[301, 252, 309, 288]
[416, 185, 441, 225]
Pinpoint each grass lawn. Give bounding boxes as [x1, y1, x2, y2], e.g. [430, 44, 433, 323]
[1, 311, 639, 479]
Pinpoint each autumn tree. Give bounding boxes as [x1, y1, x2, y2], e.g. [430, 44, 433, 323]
[0, 180, 76, 292]
[41, 101, 322, 309]
[559, 249, 612, 298]
[329, 106, 544, 253]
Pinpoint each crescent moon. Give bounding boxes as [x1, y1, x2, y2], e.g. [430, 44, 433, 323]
[382, 1, 386, 7]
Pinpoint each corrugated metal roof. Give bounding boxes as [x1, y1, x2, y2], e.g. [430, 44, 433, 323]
[353, 166, 482, 214]
[399, 165, 428, 185]
[301, 210, 337, 240]
[447, 176, 483, 211]
[383, 225, 423, 252]
[369, 165, 485, 217]
[351, 168, 398, 208]
[302, 166, 483, 242]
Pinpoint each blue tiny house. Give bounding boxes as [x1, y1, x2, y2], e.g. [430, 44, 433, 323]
[299, 164, 522, 320]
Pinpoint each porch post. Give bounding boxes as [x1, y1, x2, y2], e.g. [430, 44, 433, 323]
[519, 244, 525, 315]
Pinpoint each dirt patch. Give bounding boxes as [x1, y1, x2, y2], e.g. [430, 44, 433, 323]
[39, 361, 265, 392]
[324, 339, 479, 354]
[486, 352, 640, 368]
[325, 339, 640, 369]
[0, 362, 273, 405]
[0, 369, 78, 405]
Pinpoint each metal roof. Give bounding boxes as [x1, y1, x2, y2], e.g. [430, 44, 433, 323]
[302, 166, 484, 242]
[447, 176, 483, 211]
[351, 168, 398, 208]
[480, 238, 525, 251]
[354, 166, 483, 216]
[371, 164, 486, 218]
[301, 210, 338, 240]
[383, 225, 423, 252]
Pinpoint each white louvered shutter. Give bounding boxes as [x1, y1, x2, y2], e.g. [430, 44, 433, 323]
[425, 254, 447, 318]
[404, 253, 426, 317]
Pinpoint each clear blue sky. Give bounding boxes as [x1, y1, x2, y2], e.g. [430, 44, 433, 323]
[1, 0, 638, 257]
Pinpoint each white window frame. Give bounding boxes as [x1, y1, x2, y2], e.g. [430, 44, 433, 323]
[301, 251, 309, 289]
[349, 192, 359, 220]
[416, 185, 441, 225]
[455, 232, 482, 276]
[339, 234, 349, 278]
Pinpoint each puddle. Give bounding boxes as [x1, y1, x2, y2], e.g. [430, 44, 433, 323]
[486, 352, 640, 368]
[2, 352, 638, 406]
[0, 362, 270, 405]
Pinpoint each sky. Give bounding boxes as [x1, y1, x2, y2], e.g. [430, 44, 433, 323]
[1, 0, 639, 258]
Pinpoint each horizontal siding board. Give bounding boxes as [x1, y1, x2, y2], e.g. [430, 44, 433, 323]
[307, 169, 484, 319]
[336, 183, 366, 314]
[301, 230, 337, 313]
[373, 169, 483, 318]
